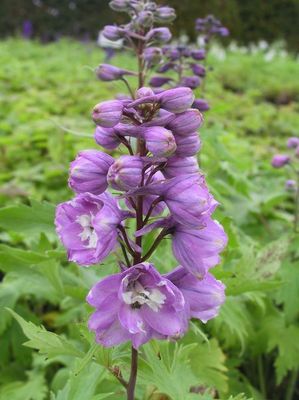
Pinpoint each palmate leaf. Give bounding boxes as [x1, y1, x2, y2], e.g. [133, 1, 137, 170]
[8, 309, 84, 359]
[260, 313, 299, 383]
[138, 341, 198, 399]
[0, 370, 47, 400]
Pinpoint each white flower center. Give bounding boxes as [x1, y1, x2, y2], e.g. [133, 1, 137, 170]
[122, 280, 166, 312]
[76, 214, 98, 249]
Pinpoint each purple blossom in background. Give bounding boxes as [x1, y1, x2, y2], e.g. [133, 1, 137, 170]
[22, 20, 33, 39]
[271, 154, 290, 168]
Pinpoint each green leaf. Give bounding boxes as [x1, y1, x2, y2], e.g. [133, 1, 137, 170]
[0, 200, 55, 237]
[8, 309, 84, 359]
[0, 370, 47, 400]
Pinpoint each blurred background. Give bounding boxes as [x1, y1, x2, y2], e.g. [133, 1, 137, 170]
[1, 0, 299, 50]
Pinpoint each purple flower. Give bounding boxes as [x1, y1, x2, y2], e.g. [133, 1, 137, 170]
[146, 27, 172, 43]
[95, 64, 135, 81]
[286, 180, 296, 191]
[109, 0, 132, 12]
[127, 87, 194, 114]
[191, 64, 206, 77]
[157, 62, 176, 73]
[143, 109, 175, 127]
[86, 262, 187, 348]
[143, 47, 163, 65]
[167, 109, 203, 135]
[192, 98, 210, 112]
[158, 87, 195, 113]
[191, 49, 206, 61]
[218, 27, 229, 37]
[135, 11, 154, 27]
[165, 266, 225, 322]
[55, 192, 129, 266]
[92, 100, 123, 128]
[94, 126, 121, 150]
[136, 87, 155, 98]
[162, 156, 199, 178]
[149, 76, 173, 88]
[142, 126, 177, 157]
[175, 131, 201, 157]
[171, 217, 227, 278]
[69, 150, 114, 195]
[102, 25, 124, 41]
[130, 174, 216, 227]
[107, 155, 143, 191]
[154, 6, 176, 23]
[287, 137, 299, 148]
[271, 154, 290, 168]
[180, 76, 201, 89]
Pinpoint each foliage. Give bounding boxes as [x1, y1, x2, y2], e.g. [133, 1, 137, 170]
[0, 39, 299, 399]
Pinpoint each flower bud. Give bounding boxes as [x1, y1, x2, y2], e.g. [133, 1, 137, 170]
[175, 132, 201, 157]
[286, 180, 296, 191]
[218, 27, 229, 37]
[150, 76, 173, 88]
[191, 49, 206, 61]
[157, 62, 175, 73]
[287, 137, 299, 148]
[154, 6, 176, 23]
[167, 109, 203, 135]
[143, 109, 175, 127]
[135, 11, 154, 27]
[107, 155, 143, 190]
[191, 64, 206, 77]
[94, 126, 121, 150]
[192, 98, 210, 112]
[109, 0, 131, 12]
[162, 156, 199, 178]
[102, 25, 124, 41]
[92, 100, 123, 128]
[142, 126, 176, 157]
[158, 87, 195, 113]
[136, 87, 155, 98]
[143, 47, 163, 65]
[144, 1, 157, 12]
[180, 76, 201, 89]
[271, 154, 290, 168]
[146, 28, 172, 43]
[69, 150, 114, 195]
[95, 64, 135, 81]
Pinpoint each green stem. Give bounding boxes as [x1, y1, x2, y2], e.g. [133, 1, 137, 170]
[257, 355, 267, 399]
[286, 368, 298, 400]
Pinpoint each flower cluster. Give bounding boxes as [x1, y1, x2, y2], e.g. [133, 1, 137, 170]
[271, 136, 299, 191]
[55, 85, 227, 348]
[195, 14, 229, 45]
[271, 137, 299, 232]
[55, 0, 227, 354]
[147, 15, 229, 113]
[149, 45, 210, 112]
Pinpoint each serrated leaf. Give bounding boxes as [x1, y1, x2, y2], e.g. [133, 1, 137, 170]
[8, 309, 84, 359]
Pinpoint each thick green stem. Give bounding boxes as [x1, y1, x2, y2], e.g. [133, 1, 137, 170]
[286, 369, 298, 400]
[257, 355, 267, 399]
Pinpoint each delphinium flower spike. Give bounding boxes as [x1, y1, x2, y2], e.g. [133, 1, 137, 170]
[271, 136, 299, 231]
[55, 2, 227, 399]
